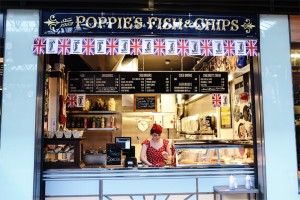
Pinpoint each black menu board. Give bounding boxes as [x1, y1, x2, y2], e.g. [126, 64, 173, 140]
[134, 95, 157, 112]
[68, 71, 228, 94]
[106, 143, 121, 165]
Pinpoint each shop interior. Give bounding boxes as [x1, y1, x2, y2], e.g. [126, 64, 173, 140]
[42, 52, 256, 169]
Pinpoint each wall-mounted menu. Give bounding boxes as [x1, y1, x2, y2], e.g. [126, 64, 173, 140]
[134, 95, 157, 112]
[68, 71, 228, 94]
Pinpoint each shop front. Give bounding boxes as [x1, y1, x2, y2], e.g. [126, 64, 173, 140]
[0, 9, 298, 200]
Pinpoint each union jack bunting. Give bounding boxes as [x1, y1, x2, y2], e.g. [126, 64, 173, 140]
[177, 39, 189, 56]
[246, 40, 257, 56]
[82, 38, 95, 55]
[106, 38, 119, 55]
[223, 40, 235, 56]
[32, 37, 258, 57]
[33, 37, 46, 55]
[154, 39, 166, 56]
[58, 38, 71, 55]
[212, 93, 222, 107]
[200, 39, 213, 56]
[130, 38, 142, 55]
[67, 94, 77, 108]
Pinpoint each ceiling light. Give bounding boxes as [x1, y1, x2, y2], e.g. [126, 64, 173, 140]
[291, 54, 300, 58]
[165, 59, 170, 65]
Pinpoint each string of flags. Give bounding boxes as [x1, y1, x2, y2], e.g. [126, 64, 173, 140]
[33, 37, 258, 56]
[212, 93, 229, 107]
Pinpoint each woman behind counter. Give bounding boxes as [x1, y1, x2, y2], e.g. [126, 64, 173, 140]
[140, 123, 172, 167]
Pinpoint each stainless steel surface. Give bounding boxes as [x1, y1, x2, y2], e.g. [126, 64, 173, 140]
[44, 166, 255, 180]
[253, 54, 265, 200]
[83, 154, 106, 165]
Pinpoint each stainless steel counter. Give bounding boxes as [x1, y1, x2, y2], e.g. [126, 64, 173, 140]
[43, 166, 255, 199]
[44, 166, 254, 180]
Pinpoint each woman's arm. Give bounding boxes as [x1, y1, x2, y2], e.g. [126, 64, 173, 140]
[140, 143, 152, 166]
[162, 140, 173, 161]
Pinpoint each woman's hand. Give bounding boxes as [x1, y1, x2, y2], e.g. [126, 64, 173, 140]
[162, 151, 169, 159]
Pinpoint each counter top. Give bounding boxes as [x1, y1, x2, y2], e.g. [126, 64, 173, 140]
[43, 165, 254, 180]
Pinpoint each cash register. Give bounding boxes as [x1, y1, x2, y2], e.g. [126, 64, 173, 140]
[115, 137, 137, 167]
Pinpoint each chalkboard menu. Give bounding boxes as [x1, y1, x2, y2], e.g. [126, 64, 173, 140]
[134, 95, 157, 112]
[68, 71, 228, 94]
[106, 143, 121, 165]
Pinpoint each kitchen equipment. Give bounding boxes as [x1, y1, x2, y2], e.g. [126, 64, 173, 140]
[83, 154, 106, 166]
[124, 157, 137, 167]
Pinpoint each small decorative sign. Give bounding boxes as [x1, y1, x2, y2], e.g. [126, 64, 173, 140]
[134, 95, 157, 112]
[106, 143, 121, 165]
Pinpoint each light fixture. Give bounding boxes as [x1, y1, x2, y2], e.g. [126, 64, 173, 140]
[165, 59, 170, 65]
[291, 54, 300, 58]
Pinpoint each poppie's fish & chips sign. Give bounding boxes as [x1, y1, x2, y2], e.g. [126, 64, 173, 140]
[41, 11, 257, 38]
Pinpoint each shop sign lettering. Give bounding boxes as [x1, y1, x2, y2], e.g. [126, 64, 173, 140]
[41, 11, 257, 38]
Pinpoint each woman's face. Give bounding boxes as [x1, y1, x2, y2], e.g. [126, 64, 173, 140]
[152, 133, 161, 141]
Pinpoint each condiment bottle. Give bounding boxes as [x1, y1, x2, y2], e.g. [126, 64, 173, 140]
[79, 117, 84, 128]
[245, 175, 251, 189]
[83, 117, 88, 128]
[229, 175, 235, 190]
[96, 117, 101, 128]
[92, 117, 96, 128]
[101, 117, 105, 128]
[110, 116, 115, 128]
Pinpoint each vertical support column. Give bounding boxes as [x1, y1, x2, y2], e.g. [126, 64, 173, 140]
[0, 10, 40, 200]
[259, 14, 298, 199]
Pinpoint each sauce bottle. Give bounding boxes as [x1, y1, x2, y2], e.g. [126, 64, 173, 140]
[101, 117, 105, 128]
[92, 116, 96, 128]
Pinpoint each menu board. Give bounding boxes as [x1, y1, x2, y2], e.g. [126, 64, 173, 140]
[68, 71, 228, 94]
[106, 143, 121, 165]
[134, 95, 157, 112]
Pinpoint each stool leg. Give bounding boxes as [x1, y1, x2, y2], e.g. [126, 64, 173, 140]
[248, 193, 251, 200]
[220, 194, 222, 200]
[214, 192, 216, 200]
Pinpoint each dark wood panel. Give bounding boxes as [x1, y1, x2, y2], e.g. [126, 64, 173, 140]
[291, 16, 300, 43]
[0, 0, 300, 14]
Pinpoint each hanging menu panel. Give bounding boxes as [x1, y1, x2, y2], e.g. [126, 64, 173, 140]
[199, 72, 227, 93]
[68, 71, 228, 94]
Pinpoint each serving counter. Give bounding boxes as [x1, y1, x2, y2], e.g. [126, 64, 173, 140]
[43, 139, 256, 199]
[43, 166, 255, 200]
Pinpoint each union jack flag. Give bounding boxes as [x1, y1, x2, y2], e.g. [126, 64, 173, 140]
[223, 40, 235, 56]
[200, 39, 213, 56]
[154, 39, 166, 56]
[82, 38, 95, 55]
[32, 37, 46, 55]
[67, 94, 77, 108]
[106, 38, 119, 55]
[58, 38, 71, 55]
[177, 39, 189, 56]
[212, 93, 221, 107]
[246, 40, 257, 56]
[130, 38, 142, 55]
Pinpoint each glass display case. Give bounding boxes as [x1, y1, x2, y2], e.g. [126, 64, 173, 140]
[173, 139, 254, 167]
[43, 138, 83, 169]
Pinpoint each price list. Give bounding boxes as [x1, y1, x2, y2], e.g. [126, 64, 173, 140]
[171, 73, 199, 93]
[94, 73, 119, 93]
[120, 72, 171, 93]
[199, 72, 228, 93]
[68, 71, 228, 94]
[68, 73, 95, 93]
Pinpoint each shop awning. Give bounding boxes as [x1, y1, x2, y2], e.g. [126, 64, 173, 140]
[32, 37, 257, 56]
